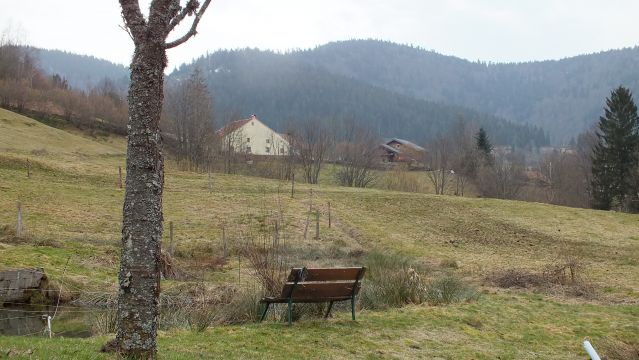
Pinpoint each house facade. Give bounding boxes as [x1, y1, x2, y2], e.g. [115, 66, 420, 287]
[216, 115, 289, 156]
[380, 138, 426, 164]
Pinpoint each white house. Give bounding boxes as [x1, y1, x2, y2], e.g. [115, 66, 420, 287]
[215, 115, 289, 156]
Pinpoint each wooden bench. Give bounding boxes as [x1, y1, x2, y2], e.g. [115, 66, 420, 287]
[259, 266, 366, 326]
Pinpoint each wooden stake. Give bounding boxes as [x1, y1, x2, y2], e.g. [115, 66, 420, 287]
[314, 210, 320, 240]
[118, 166, 123, 189]
[291, 173, 295, 198]
[208, 169, 212, 193]
[328, 202, 331, 228]
[169, 221, 175, 256]
[27, 160, 31, 179]
[16, 201, 23, 238]
[222, 226, 227, 259]
[274, 220, 279, 247]
[303, 189, 313, 240]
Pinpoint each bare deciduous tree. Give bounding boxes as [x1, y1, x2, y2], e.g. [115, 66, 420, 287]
[448, 118, 479, 196]
[164, 68, 216, 170]
[292, 119, 332, 184]
[334, 121, 379, 187]
[477, 153, 526, 199]
[217, 112, 245, 174]
[426, 135, 452, 195]
[116, 0, 212, 356]
[536, 150, 591, 207]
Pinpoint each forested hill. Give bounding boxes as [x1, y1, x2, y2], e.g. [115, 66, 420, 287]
[296, 39, 639, 143]
[31, 47, 129, 92]
[169, 49, 547, 147]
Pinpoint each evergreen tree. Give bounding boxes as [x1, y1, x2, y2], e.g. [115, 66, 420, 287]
[475, 127, 493, 159]
[591, 86, 639, 210]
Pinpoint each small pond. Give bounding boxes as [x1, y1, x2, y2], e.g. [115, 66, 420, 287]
[0, 305, 99, 338]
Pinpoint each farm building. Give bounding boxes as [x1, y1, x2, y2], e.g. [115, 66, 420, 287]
[216, 115, 290, 156]
[380, 138, 426, 164]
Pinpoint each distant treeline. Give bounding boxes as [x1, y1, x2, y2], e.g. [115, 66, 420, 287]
[296, 39, 639, 143]
[171, 49, 549, 148]
[28, 44, 550, 149]
[0, 43, 128, 133]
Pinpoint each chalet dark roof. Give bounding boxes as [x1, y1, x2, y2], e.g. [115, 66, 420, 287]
[380, 143, 400, 153]
[215, 115, 255, 137]
[387, 138, 425, 152]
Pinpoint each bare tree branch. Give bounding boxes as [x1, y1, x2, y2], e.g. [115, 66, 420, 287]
[168, 0, 199, 32]
[165, 0, 212, 49]
[119, 14, 135, 42]
[119, 0, 147, 41]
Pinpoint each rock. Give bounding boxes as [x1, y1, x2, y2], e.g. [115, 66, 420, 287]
[0, 268, 49, 304]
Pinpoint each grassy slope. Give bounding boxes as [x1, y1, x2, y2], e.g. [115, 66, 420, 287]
[0, 108, 638, 359]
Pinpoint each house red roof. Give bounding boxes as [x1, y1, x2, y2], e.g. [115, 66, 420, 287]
[215, 115, 255, 137]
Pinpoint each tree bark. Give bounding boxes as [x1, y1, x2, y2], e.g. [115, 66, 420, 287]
[115, 1, 212, 356]
[116, 41, 166, 356]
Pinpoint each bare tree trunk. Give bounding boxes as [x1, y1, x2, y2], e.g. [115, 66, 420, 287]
[116, 0, 213, 356]
[116, 42, 165, 356]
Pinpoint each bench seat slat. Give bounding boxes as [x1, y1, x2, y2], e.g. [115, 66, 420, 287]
[287, 267, 365, 282]
[279, 281, 361, 299]
[260, 296, 352, 304]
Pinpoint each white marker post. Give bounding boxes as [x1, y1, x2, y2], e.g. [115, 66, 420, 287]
[583, 340, 601, 360]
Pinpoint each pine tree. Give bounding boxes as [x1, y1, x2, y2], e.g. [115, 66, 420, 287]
[591, 86, 639, 210]
[475, 127, 493, 160]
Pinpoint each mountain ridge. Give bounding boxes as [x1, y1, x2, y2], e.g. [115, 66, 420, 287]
[28, 39, 639, 145]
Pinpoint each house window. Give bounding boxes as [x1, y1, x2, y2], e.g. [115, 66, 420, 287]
[266, 139, 270, 144]
[265, 147, 270, 153]
[246, 146, 252, 153]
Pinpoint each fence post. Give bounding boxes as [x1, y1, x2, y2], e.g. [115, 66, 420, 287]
[47, 315, 52, 338]
[168, 221, 175, 256]
[118, 166, 123, 189]
[222, 226, 228, 259]
[273, 220, 279, 247]
[314, 210, 320, 240]
[208, 169, 212, 193]
[27, 159, 31, 179]
[16, 201, 23, 238]
[328, 201, 331, 229]
[291, 173, 295, 198]
[303, 189, 313, 240]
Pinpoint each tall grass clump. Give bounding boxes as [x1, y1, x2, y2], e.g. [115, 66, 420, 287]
[360, 251, 478, 309]
[88, 309, 117, 335]
[424, 275, 478, 305]
[359, 251, 427, 309]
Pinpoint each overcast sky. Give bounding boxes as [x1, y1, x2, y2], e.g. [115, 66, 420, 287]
[2, 0, 639, 70]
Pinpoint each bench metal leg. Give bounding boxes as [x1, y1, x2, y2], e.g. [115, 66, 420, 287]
[287, 298, 293, 326]
[259, 303, 270, 322]
[324, 301, 334, 319]
[351, 295, 356, 321]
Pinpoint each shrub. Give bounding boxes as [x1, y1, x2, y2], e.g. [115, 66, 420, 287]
[88, 309, 117, 335]
[215, 286, 263, 324]
[440, 259, 459, 269]
[359, 251, 427, 310]
[489, 259, 596, 299]
[188, 305, 216, 332]
[491, 269, 544, 288]
[424, 275, 478, 305]
[599, 338, 639, 360]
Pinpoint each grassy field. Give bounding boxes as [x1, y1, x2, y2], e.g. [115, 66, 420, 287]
[1, 107, 638, 359]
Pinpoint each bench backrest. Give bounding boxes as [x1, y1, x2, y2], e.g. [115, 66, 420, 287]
[280, 267, 366, 300]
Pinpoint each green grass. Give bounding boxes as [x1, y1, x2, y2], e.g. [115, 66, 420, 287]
[1, 294, 637, 359]
[1, 107, 638, 358]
